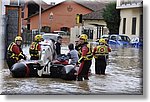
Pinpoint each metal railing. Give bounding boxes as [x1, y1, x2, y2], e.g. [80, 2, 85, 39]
[22, 30, 38, 46]
[120, 0, 143, 6]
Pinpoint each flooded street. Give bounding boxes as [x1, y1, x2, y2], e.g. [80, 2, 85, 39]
[1, 46, 143, 95]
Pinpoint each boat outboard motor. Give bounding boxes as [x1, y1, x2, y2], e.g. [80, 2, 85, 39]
[50, 64, 64, 78]
[61, 65, 77, 80]
[11, 62, 30, 78]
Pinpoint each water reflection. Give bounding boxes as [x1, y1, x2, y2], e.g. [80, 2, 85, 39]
[1, 46, 143, 95]
[77, 81, 90, 92]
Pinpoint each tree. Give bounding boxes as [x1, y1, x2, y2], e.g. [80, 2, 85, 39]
[102, 2, 120, 34]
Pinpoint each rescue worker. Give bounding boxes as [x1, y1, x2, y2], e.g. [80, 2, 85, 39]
[93, 38, 111, 75]
[29, 34, 42, 60]
[55, 36, 62, 56]
[6, 36, 26, 70]
[77, 34, 93, 81]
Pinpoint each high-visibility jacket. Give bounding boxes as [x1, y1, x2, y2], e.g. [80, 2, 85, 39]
[93, 44, 111, 58]
[7, 42, 25, 61]
[76, 45, 82, 58]
[29, 42, 41, 57]
[78, 43, 93, 63]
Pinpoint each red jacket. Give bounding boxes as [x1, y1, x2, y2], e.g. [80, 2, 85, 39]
[12, 44, 22, 55]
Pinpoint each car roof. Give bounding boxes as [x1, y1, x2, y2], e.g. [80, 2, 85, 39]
[54, 31, 65, 32]
[119, 34, 129, 36]
[42, 33, 59, 36]
[101, 34, 109, 37]
[110, 34, 129, 37]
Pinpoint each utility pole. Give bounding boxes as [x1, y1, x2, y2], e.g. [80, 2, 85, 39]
[18, 0, 19, 6]
[39, 0, 41, 33]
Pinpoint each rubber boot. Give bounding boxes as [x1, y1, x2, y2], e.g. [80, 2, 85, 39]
[77, 76, 83, 81]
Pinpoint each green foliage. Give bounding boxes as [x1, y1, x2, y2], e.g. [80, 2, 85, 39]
[102, 2, 120, 34]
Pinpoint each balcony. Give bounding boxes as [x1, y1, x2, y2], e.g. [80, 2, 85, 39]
[117, 0, 143, 9]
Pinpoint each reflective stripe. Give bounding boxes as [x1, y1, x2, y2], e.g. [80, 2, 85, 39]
[94, 45, 108, 58]
[29, 42, 38, 51]
[7, 42, 16, 51]
[85, 43, 93, 60]
[7, 42, 19, 61]
[30, 54, 39, 57]
[78, 43, 93, 61]
[29, 42, 39, 56]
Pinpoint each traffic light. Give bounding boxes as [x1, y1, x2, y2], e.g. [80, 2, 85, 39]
[76, 14, 82, 24]
[76, 14, 80, 24]
[79, 14, 82, 23]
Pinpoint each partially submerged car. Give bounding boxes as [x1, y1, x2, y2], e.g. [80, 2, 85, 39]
[130, 37, 143, 47]
[101, 34, 109, 40]
[53, 31, 69, 36]
[108, 34, 131, 46]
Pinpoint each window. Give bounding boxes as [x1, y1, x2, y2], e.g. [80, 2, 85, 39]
[123, 18, 126, 34]
[110, 36, 117, 40]
[132, 17, 136, 35]
[21, 11, 24, 18]
[27, 24, 30, 30]
[140, 15, 143, 37]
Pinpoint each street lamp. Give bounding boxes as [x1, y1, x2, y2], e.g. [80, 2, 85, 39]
[49, 12, 53, 32]
[49, 12, 53, 21]
[39, 0, 41, 33]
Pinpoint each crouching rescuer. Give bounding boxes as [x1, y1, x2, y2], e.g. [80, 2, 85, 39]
[29, 34, 42, 60]
[93, 38, 111, 75]
[77, 34, 93, 81]
[6, 36, 26, 70]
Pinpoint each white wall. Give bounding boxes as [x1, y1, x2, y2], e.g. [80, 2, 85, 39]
[119, 7, 143, 38]
[70, 26, 82, 43]
[83, 19, 109, 40]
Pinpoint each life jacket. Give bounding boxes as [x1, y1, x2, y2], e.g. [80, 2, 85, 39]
[78, 43, 93, 61]
[77, 45, 82, 58]
[7, 42, 21, 61]
[94, 45, 109, 58]
[29, 42, 39, 57]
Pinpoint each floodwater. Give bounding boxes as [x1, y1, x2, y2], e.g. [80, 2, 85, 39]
[0, 45, 143, 95]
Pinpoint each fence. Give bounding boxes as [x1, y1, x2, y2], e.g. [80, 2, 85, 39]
[22, 30, 37, 46]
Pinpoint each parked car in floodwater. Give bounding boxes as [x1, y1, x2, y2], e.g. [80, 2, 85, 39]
[130, 37, 143, 47]
[53, 31, 69, 36]
[101, 34, 109, 40]
[108, 34, 131, 46]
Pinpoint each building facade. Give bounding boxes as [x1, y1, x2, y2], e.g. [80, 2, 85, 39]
[27, 1, 93, 32]
[116, 0, 143, 38]
[26, 0, 109, 40]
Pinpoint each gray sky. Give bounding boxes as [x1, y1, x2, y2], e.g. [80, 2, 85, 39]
[43, 0, 65, 4]
[42, 0, 98, 4]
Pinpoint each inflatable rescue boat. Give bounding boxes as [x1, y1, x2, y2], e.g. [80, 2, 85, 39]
[11, 54, 77, 80]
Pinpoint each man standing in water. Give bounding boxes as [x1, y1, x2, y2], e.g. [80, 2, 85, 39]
[6, 36, 26, 70]
[29, 34, 42, 60]
[77, 34, 93, 81]
[93, 38, 111, 75]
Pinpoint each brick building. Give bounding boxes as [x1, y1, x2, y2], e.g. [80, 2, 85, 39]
[9, 0, 109, 39]
[26, 0, 93, 32]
